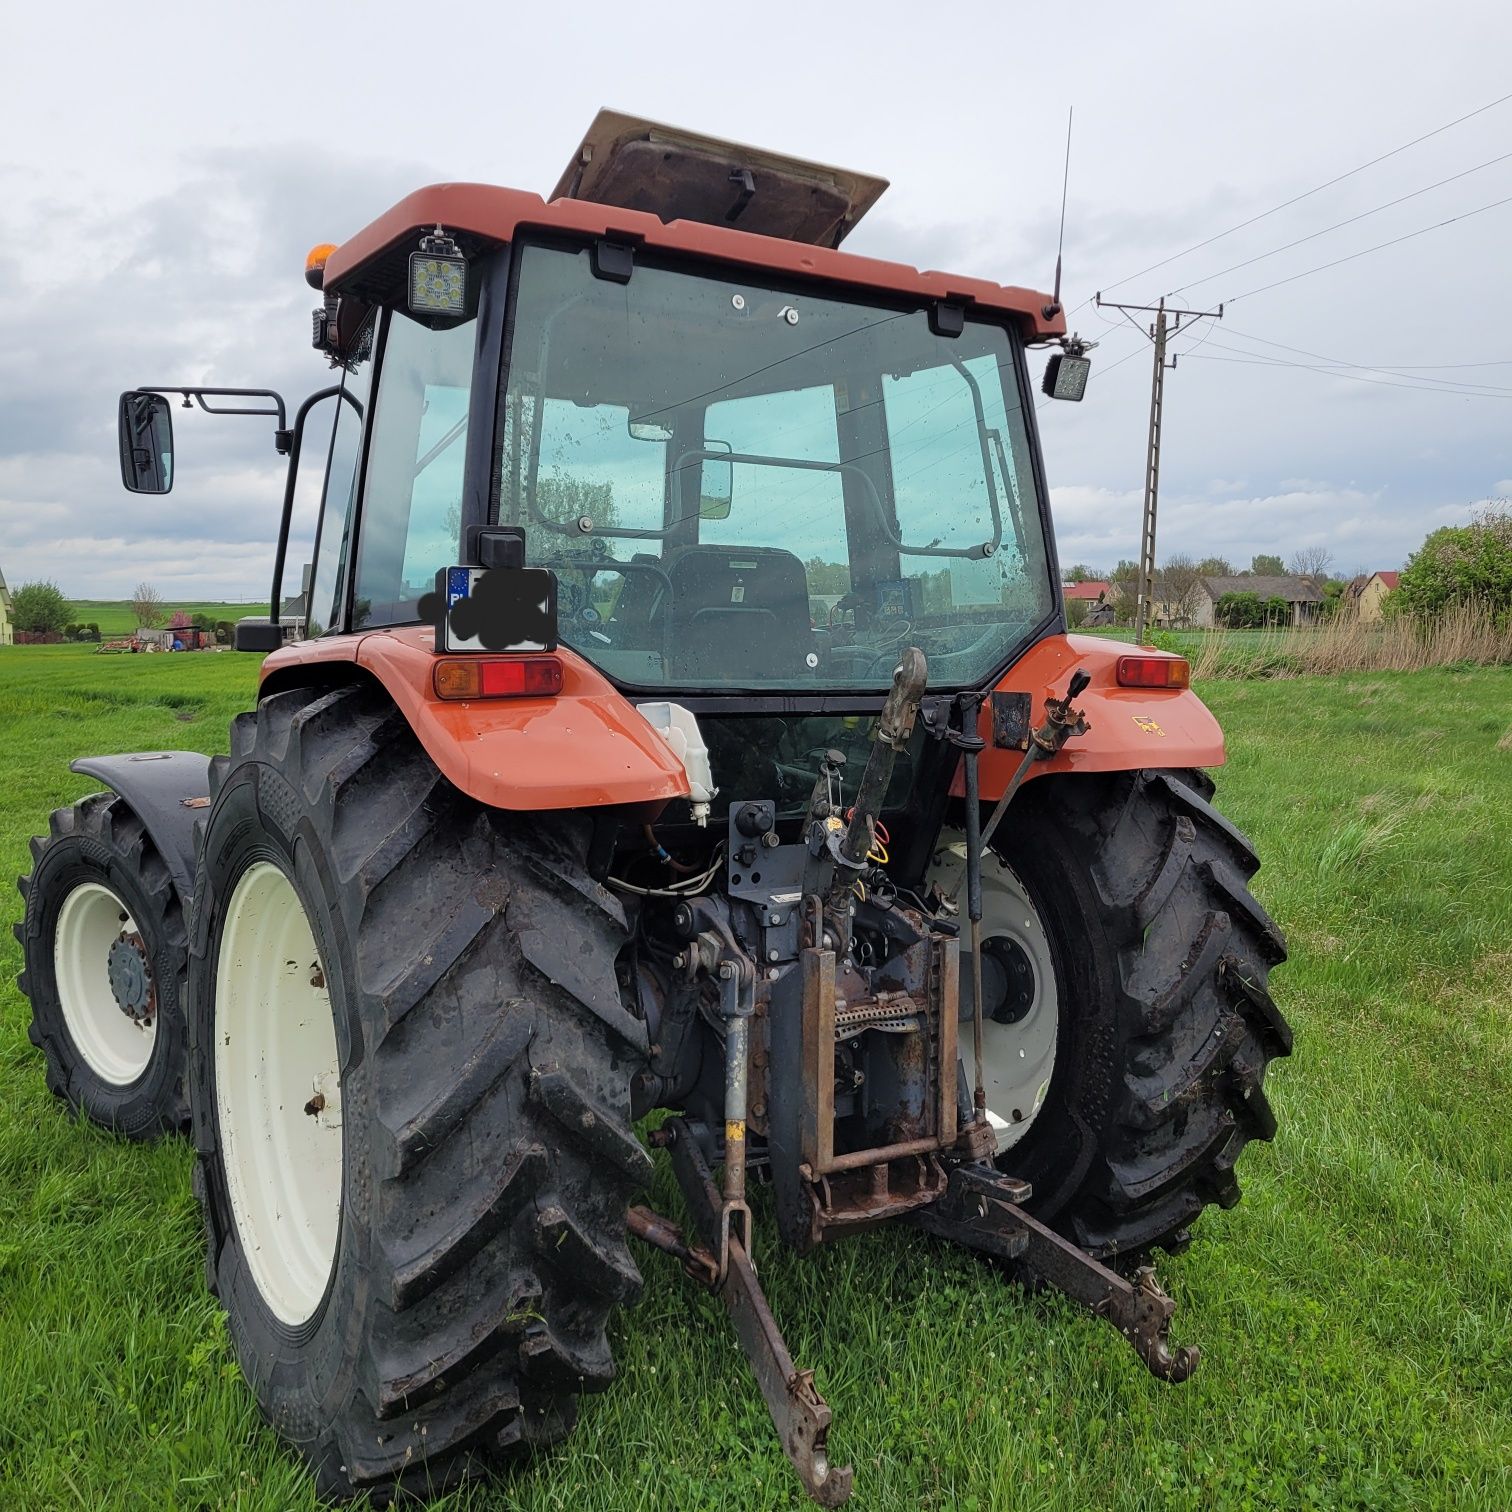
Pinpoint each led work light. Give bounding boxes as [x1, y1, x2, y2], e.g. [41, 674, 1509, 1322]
[1042, 352, 1092, 402]
[409, 226, 467, 316]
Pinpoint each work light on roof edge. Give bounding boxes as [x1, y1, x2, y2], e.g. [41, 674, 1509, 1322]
[409, 226, 466, 316]
[1042, 352, 1091, 402]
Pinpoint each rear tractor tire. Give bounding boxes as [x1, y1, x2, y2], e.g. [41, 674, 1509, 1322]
[933, 768, 1291, 1264]
[14, 791, 190, 1138]
[187, 685, 651, 1503]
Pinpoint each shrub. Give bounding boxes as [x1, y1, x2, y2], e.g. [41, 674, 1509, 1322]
[11, 581, 70, 636]
[1217, 591, 1264, 628]
[1393, 504, 1512, 623]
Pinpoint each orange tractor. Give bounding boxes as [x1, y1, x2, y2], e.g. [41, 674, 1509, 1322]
[18, 114, 1288, 1504]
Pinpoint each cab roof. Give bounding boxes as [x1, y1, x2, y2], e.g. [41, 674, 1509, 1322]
[321, 181, 1066, 342]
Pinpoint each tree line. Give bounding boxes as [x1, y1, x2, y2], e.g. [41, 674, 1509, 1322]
[1063, 503, 1512, 630]
[1062, 550, 1340, 628]
[7, 580, 235, 643]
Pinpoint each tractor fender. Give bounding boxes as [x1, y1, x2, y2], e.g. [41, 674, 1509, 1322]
[68, 751, 212, 911]
[259, 625, 690, 812]
[960, 632, 1225, 800]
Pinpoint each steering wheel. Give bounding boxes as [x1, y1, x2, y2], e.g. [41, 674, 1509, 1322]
[828, 635, 907, 680]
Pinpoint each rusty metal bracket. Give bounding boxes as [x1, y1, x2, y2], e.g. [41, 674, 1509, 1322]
[627, 1204, 721, 1288]
[666, 1119, 854, 1507]
[912, 1163, 1199, 1383]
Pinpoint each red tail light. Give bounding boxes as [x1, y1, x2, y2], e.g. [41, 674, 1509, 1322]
[433, 656, 564, 700]
[1116, 655, 1191, 689]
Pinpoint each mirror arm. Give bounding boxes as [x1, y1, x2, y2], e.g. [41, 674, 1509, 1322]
[138, 386, 291, 453]
[268, 385, 343, 629]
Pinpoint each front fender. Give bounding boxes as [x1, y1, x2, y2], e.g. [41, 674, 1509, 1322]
[69, 751, 212, 912]
[960, 633, 1224, 800]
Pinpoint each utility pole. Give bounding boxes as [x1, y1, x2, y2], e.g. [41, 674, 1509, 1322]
[1095, 295, 1222, 644]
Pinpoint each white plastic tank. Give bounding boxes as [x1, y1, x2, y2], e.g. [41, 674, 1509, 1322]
[636, 702, 718, 826]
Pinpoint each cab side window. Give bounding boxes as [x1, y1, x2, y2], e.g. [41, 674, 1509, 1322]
[352, 311, 476, 627]
[306, 321, 375, 636]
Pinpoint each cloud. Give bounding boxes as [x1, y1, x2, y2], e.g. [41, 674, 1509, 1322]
[0, 145, 430, 598]
[4, 7, 1512, 602]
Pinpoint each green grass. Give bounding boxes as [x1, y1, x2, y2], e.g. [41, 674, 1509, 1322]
[1, 645, 1508, 1510]
[59, 601, 264, 636]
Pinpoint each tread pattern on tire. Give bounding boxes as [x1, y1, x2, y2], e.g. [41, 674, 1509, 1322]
[15, 790, 190, 1137]
[1005, 767, 1290, 1263]
[192, 685, 650, 1501]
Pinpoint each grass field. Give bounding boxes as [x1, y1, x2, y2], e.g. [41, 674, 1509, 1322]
[1, 645, 1508, 1510]
[58, 601, 264, 636]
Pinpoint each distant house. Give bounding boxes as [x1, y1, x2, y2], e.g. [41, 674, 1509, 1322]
[1062, 580, 1111, 602]
[1355, 570, 1399, 623]
[1062, 579, 1115, 627]
[1192, 575, 1325, 629]
[0, 566, 12, 646]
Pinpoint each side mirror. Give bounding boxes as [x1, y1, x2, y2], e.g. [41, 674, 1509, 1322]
[118, 391, 174, 493]
[700, 440, 733, 520]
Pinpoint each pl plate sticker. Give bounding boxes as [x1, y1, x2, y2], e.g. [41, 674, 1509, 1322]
[418, 567, 557, 652]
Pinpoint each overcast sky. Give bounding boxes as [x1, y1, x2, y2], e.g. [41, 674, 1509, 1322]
[3, 0, 1510, 601]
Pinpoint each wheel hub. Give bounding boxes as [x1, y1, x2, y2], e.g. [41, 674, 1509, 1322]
[926, 833, 1058, 1155]
[981, 935, 1036, 1025]
[107, 932, 155, 1024]
[53, 881, 158, 1087]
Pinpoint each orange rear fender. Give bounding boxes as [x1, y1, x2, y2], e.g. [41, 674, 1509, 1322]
[958, 633, 1224, 800]
[260, 626, 690, 812]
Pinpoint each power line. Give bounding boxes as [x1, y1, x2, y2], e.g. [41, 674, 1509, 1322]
[1165, 149, 1512, 297]
[1082, 87, 1512, 305]
[1225, 192, 1512, 303]
[1221, 321, 1508, 371]
[1339, 358, 1512, 370]
[1188, 346, 1512, 400]
[1219, 323, 1512, 394]
[1187, 351, 1512, 399]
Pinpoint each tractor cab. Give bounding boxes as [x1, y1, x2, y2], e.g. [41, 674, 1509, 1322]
[272, 116, 1066, 830]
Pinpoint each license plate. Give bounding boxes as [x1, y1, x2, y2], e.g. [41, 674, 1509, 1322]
[438, 566, 558, 653]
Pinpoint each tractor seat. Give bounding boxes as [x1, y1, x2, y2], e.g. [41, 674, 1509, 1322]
[665, 545, 812, 682]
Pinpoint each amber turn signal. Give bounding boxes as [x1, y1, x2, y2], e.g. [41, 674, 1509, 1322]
[1116, 655, 1190, 689]
[433, 656, 564, 700]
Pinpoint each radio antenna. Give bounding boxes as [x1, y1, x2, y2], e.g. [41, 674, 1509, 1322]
[1046, 106, 1074, 318]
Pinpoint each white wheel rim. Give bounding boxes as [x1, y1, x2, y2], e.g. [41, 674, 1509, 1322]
[214, 861, 342, 1326]
[926, 832, 1058, 1155]
[53, 881, 158, 1086]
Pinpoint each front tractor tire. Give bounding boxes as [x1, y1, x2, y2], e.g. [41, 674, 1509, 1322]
[15, 792, 190, 1138]
[949, 768, 1291, 1264]
[188, 685, 651, 1502]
